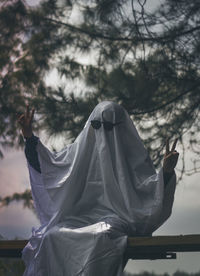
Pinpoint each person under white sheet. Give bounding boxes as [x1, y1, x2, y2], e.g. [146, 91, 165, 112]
[17, 101, 179, 276]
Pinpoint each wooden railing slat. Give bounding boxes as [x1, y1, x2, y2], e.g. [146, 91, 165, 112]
[0, 240, 28, 250]
[128, 235, 200, 247]
[1, 235, 200, 259]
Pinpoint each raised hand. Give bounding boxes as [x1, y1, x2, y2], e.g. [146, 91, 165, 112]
[17, 104, 35, 138]
[163, 138, 179, 173]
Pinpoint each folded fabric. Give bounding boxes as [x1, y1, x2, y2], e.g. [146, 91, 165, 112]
[22, 101, 176, 276]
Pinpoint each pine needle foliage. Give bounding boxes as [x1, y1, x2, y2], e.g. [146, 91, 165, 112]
[0, 0, 199, 177]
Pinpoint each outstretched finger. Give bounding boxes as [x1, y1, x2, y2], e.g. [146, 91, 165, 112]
[165, 138, 170, 154]
[17, 113, 23, 120]
[26, 104, 30, 118]
[171, 138, 178, 152]
[17, 113, 24, 120]
[30, 108, 35, 122]
[17, 114, 25, 124]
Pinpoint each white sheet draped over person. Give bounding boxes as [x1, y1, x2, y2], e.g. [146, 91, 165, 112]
[18, 101, 178, 276]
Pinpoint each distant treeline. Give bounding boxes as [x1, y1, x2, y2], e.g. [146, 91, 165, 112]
[0, 259, 200, 276]
[123, 271, 200, 276]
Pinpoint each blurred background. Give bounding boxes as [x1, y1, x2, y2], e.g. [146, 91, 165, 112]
[0, 0, 200, 275]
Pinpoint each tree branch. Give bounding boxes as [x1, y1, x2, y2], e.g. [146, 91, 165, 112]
[41, 16, 200, 43]
[129, 83, 200, 115]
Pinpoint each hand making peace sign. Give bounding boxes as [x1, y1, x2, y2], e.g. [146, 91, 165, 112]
[17, 104, 35, 138]
[163, 138, 179, 173]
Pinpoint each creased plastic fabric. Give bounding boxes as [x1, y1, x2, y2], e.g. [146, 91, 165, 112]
[22, 101, 176, 276]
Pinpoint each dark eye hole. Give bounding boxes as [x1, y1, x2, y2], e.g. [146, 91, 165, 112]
[91, 120, 101, 129]
[103, 121, 114, 131]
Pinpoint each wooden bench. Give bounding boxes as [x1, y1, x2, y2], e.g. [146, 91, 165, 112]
[126, 234, 200, 260]
[1, 235, 200, 260]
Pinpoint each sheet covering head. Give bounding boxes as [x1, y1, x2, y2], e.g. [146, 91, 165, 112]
[23, 101, 176, 276]
[30, 101, 173, 235]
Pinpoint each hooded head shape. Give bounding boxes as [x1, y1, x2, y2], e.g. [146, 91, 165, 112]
[33, 101, 167, 234]
[87, 101, 125, 124]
